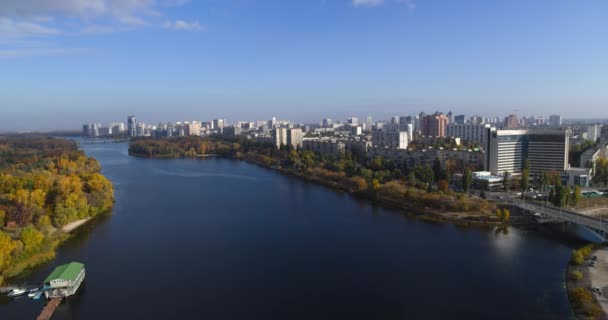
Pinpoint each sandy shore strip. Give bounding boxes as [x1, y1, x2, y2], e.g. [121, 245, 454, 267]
[589, 248, 608, 317]
[61, 218, 92, 233]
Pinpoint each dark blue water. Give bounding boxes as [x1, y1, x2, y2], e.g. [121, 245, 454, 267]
[1, 142, 577, 319]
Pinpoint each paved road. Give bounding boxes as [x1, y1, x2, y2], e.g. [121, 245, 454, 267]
[490, 193, 608, 235]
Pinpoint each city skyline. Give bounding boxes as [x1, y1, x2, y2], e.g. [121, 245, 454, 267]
[2, 0, 608, 131]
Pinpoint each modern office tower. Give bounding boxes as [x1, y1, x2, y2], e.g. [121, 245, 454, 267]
[485, 128, 569, 176]
[322, 118, 333, 127]
[447, 111, 454, 124]
[527, 130, 569, 176]
[470, 115, 484, 125]
[268, 117, 277, 129]
[422, 112, 449, 137]
[503, 114, 518, 129]
[454, 115, 466, 124]
[587, 124, 602, 142]
[275, 127, 288, 149]
[391, 116, 399, 124]
[287, 128, 303, 149]
[407, 123, 414, 143]
[213, 119, 225, 133]
[416, 112, 425, 132]
[372, 130, 408, 149]
[548, 114, 562, 128]
[447, 123, 491, 145]
[82, 124, 90, 136]
[128, 116, 137, 137]
[347, 117, 359, 125]
[91, 123, 100, 137]
[366, 116, 373, 132]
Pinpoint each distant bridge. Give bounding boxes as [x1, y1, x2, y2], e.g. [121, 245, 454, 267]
[77, 139, 129, 145]
[506, 198, 608, 241]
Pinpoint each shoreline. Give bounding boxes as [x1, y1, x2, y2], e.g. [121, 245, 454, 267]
[0, 210, 112, 287]
[61, 218, 92, 233]
[130, 150, 518, 228]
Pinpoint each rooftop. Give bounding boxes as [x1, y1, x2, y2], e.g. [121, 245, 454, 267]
[44, 262, 85, 283]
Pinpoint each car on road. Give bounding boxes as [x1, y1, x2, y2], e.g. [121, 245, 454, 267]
[592, 255, 598, 261]
[594, 287, 602, 295]
[590, 261, 596, 267]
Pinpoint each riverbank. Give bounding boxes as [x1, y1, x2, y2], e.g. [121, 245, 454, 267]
[129, 136, 512, 228]
[0, 211, 109, 286]
[61, 218, 92, 233]
[0, 136, 114, 286]
[566, 244, 607, 319]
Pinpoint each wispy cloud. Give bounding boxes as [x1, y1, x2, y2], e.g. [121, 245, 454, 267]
[352, 0, 384, 8]
[163, 20, 205, 31]
[0, 0, 201, 57]
[0, 17, 60, 37]
[0, 47, 90, 58]
[352, 0, 416, 9]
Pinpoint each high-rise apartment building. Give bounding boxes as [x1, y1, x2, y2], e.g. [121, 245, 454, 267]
[503, 114, 518, 129]
[128, 116, 137, 137]
[372, 130, 408, 149]
[549, 114, 562, 128]
[287, 128, 303, 149]
[275, 128, 287, 149]
[447, 123, 491, 145]
[422, 112, 449, 137]
[587, 124, 602, 143]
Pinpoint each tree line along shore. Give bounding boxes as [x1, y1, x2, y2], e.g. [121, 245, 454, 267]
[129, 136, 512, 226]
[0, 136, 114, 285]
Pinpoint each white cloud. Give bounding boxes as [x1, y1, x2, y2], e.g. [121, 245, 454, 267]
[163, 20, 205, 31]
[0, 17, 60, 37]
[352, 0, 384, 8]
[0, 0, 194, 36]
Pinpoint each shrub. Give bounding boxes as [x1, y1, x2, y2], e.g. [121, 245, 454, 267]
[570, 270, 583, 281]
[571, 250, 585, 265]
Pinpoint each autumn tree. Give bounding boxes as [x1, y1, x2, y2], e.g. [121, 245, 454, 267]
[21, 226, 44, 254]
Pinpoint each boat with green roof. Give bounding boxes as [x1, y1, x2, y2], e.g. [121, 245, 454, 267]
[43, 262, 86, 299]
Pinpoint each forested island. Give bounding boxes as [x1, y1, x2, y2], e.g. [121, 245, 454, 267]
[0, 136, 114, 285]
[129, 136, 501, 225]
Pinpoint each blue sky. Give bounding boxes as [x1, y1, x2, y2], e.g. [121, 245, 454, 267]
[0, 0, 607, 131]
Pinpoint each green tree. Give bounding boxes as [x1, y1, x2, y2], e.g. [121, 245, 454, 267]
[432, 157, 442, 181]
[502, 171, 512, 192]
[572, 185, 582, 206]
[0, 209, 5, 226]
[564, 186, 572, 206]
[408, 171, 416, 187]
[463, 167, 473, 193]
[521, 159, 530, 196]
[539, 171, 548, 191]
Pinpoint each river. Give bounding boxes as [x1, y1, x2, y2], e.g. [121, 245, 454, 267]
[0, 142, 580, 319]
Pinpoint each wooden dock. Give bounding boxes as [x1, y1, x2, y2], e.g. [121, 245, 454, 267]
[37, 298, 63, 320]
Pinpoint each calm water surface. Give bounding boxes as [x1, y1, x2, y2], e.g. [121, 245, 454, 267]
[0, 142, 578, 319]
